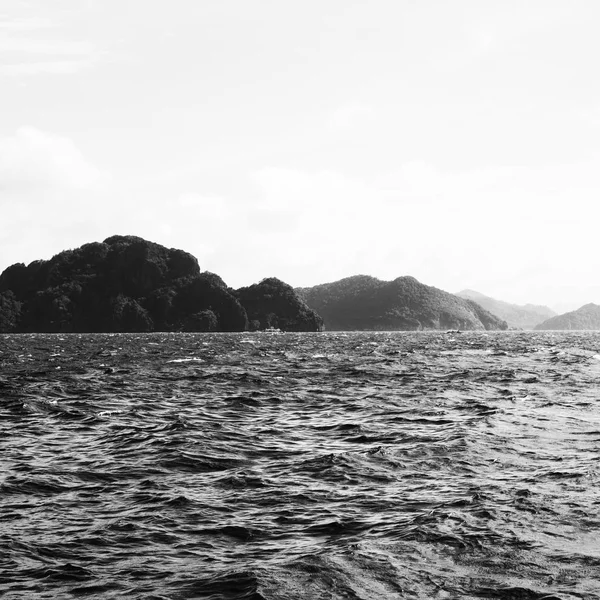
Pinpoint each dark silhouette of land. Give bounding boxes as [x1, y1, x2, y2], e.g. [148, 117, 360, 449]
[296, 275, 508, 331]
[0, 236, 322, 333]
[534, 303, 600, 331]
[5, 236, 594, 334]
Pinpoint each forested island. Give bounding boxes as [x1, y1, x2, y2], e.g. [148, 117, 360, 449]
[0, 236, 323, 333]
[296, 275, 508, 331]
[534, 303, 600, 331]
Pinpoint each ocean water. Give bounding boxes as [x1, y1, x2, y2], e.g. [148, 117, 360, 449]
[1, 331, 600, 600]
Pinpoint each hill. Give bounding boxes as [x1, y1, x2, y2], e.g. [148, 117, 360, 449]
[296, 275, 508, 331]
[237, 277, 323, 332]
[456, 289, 556, 329]
[534, 303, 600, 330]
[0, 236, 322, 333]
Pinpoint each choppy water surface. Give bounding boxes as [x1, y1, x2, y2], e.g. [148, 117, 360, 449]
[1, 331, 600, 599]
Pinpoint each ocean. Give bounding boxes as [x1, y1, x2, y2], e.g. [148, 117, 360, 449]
[1, 331, 599, 599]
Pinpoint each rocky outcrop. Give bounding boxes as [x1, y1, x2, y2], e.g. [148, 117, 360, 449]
[296, 275, 508, 331]
[456, 289, 556, 330]
[534, 303, 600, 330]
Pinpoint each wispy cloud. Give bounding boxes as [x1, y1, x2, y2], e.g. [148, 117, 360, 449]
[0, 36, 93, 54]
[0, 10, 101, 77]
[0, 16, 54, 31]
[0, 125, 115, 270]
[0, 59, 92, 76]
[0, 126, 109, 191]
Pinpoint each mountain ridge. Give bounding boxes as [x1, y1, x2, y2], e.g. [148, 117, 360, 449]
[297, 275, 508, 331]
[534, 303, 600, 331]
[456, 289, 556, 330]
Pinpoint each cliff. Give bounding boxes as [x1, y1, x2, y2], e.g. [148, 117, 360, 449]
[456, 289, 556, 330]
[534, 303, 600, 331]
[0, 236, 320, 333]
[296, 275, 508, 331]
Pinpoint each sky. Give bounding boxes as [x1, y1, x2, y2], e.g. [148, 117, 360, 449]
[1, 0, 599, 313]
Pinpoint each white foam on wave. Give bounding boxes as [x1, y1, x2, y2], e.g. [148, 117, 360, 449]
[97, 410, 124, 417]
[166, 357, 204, 363]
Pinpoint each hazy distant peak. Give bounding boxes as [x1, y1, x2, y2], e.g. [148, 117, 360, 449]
[456, 289, 488, 301]
[455, 289, 556, 330]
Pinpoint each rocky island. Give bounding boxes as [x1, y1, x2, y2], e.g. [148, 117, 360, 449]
[297, 275, 508, 331]
[0, 236, 323, 333]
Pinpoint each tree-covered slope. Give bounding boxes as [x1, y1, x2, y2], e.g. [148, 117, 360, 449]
[0, 235, 246, 332]
[0, 236, 320, 333]
[297, 275, 508, 331]
[534, 303, 600, 330]
[456, 289, 556, 330]
[236, 278, 323, 332]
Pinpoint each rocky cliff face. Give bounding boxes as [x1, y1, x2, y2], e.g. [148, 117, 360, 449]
[534, 303, 600, 330]
[456, 289, 556, 330]
[297, 275, 508, 331]
[0, 236, 320, 333]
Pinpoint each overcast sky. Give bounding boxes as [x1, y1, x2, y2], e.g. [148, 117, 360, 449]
[1, 0, 599, 312]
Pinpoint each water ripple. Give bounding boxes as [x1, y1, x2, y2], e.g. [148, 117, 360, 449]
[1, 331, 600, 598]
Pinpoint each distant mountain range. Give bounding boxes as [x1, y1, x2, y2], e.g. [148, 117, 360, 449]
[3, 236, 598, 333]
[456, 289, 556, 330]
[296, 275, 507, 331]
[534, 303, 600, 331]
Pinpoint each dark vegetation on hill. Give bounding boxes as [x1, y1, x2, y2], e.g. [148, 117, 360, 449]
[0, 236, 322, 333]
[296, 275, 508, 331]
[534, 303, 600, 331]
[456, 289, 556, 330]
[237, 278, 323, 332]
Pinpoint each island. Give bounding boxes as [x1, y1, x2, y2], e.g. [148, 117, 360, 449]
[0, 236, 323, 333]
[296, 275, 508, 331]
[534, 303, 600, 331]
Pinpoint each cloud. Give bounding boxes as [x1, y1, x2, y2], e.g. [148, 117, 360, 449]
[0, 17, 54, 31]
[0, 127, 116, 271]
[0, 127, 108, 191]
[242, 158, 600, 303]
[0, 37, 93, 54]
[78, 157, 600, 299]
[0, 59, 91, 76]
[247, 167, 407, 282]
[0, 11, 101, 77]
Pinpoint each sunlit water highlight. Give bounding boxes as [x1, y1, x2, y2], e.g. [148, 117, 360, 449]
[1, 331, 599, 599]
